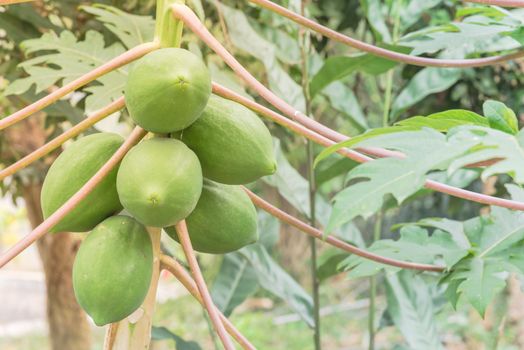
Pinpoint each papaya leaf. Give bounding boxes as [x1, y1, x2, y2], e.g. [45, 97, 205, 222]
[323, 82, 368, 130]
[5, 30, 127, 115]
[505, 183, 524, 202]
[341, 225, 468, 278]
[483, 100, 519, 135]
[396, 109, 488, 131]
[469, 207, 524, 258]
[309, 53, 399, 97]
[324, 128, 477, 232]
[314, 126, 417, 167]
[448, 125, 524, 184]
[360, 0, 391, 43]
[440, 206, 524, 316]
[219, 3, 305, 110]
[391, 67, 462, 117]
[446, 257, 507, 316]
[211, 253, 259, 317]
[151, 326, 202, 350]
[316, 248, 350, 281]
[385, 271, 444, 350]
[257, 211, 280, 249]
[80, 4, 155, 49]
[265, 139, 364, 244]
[239, 244, 314, 327]
[400, 18, 521, 56]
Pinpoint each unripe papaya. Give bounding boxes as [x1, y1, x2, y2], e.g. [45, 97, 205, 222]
[41, 133, 124, 233]
[124, 48, 212, 133]
[72, 215, 153, 326]
[165, 180, 258, 254]
[178, 95, 276, 185]
[116, 138, 202, 227]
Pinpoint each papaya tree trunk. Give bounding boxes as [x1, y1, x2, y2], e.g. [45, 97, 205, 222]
[22, 182, 92, 350]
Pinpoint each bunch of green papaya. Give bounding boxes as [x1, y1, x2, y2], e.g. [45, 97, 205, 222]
[40, 47, 277, 325]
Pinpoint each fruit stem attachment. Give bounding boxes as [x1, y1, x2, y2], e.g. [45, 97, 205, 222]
[155, 0, 185, 48]
[160, 255, 256, 350]
[104, 227, 162, 350]
[175, 220, 235, 350]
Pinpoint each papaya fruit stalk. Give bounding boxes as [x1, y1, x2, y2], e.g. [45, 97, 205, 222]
[160, 255, 256, 350]
[104, 227, 162, 350]
[175, 220, 235, 350]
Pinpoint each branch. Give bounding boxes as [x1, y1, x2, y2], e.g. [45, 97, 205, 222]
[213, 83, 524, 211]
[174, 220, 235, 350]
[248, 0, 524, 67]
[0, 42, 159, 131]
[464, 0, 524, 6]
[0, 0, 35, 4]
[172, 6, 524, 211]
[160, 255, 256, 350]
[212, 83, 371, 163]
[0, 126, 147, 268]
[172, 4, 401, 160]
[0, 97, 125, 181]
[243, 187, 444, 272]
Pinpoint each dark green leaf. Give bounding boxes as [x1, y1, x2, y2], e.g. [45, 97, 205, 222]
[81, 5, 155, 49]
[342, 226, 468, 278]
[211, 253, 258, 317]
[392, 68, 462, 117]
[239, 244, 314, 327]
[483, 100, 519, 135]
[310, 53, 398, 97]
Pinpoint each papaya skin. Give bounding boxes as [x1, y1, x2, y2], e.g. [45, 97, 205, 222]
[116, 138, 203, 227]
[165, 180, 258, 254]
[72, 215, 153, 326]
[124, 48, 212, 133]
[177, 95, 276, 185]
[41, 133, 124, 233]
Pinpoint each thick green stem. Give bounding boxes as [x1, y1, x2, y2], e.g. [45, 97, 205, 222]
[155, 0, 185, 48]
[299, 2, 321, 349]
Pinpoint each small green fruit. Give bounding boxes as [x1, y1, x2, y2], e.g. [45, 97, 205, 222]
[178, 95, 276, 185]
[117, 138, 203, 227]
[125, 48, 212, 133]
[73, 215, 153, 326]
[41, 133, 124, 233]
[165, 180, 258, 254]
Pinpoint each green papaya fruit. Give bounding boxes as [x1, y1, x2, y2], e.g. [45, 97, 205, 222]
[73, 215, 153, 326]
[178, 95, 276, 185]
[41, 133, 124, 233]
[124, 48, 212, 133]
[117, 138, 203, 227]
[165, 180, 258, 254]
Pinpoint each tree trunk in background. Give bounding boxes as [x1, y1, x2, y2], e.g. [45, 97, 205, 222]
[22, 182, 91, 350]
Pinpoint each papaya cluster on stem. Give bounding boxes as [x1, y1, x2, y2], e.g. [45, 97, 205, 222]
[39, 47, 277, 326]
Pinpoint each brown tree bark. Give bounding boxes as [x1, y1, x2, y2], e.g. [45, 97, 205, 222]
[3, 115, 91, 350]
[22, 183, 91, 350]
